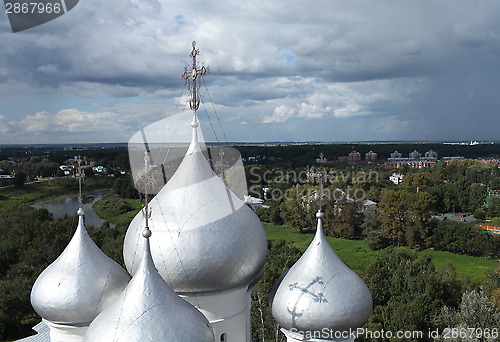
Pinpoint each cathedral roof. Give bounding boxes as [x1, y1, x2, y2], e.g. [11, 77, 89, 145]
[123, 120, 268, 294]
[85, 226, 215, 342]
[30, 208, 130, 324]
[271, 210, 372, 335]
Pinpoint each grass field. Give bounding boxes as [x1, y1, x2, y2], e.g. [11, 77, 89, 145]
[264, 222, 498, 283]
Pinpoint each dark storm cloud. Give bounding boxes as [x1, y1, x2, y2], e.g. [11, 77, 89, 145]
[0, 0, 499, 143]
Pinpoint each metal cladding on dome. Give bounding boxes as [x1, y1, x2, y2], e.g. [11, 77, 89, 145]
[123, 121, 268, 293]
[85, 227, 215, 342]
[30, 209, 130, 324]
[271, 210, 372, 335]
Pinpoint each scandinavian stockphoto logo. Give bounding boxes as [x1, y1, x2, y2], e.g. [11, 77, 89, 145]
[4, 0, 79, 32]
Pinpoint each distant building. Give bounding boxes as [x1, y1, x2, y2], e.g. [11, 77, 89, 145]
[92, 166, 107, 174]
[338, 150, 362, 164]
[0, 174, 14, 187]
[409, 150, 421, 160]
[425, 150, 438, 159]
[365, 151, 377, 163]
[442, 156, 465, 165]
[385, 158, 437, 169]
[433, 213, 477, 224]
[385, 149, 464, 169]
[362, 199, 377, 209]
[478, 158, 500, 166]
[350, 150, 361, 163]
[243, 195, 269, 211]
[488, 190, 500, 197]
[389, 173, 404, 185]
[390, 150, 402, 158]
[59, 165, 72, 176]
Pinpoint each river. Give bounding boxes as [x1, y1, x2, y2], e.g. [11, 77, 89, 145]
[34, 190, 109, 227]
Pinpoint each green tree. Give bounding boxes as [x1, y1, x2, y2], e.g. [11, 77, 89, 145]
[431, 221, 499, 257]
[482, 266, 500, 311]
[433, 290, 500, 342]
[467, 185, 488, 213]
[251, 240, 301, 342]
[256, 200, 284, 225]
[323, 197, 363, 238]
[491, 177, 500, 190]
[279, 184, 317, 232]
[0, 206, 76, 340]
[112, 176, 140, 199]
[487, 198, 500, 218]
[363, 248, 462, 342]
[362, 206, 388, 250]
[12, 172, 26, 187]
[402, 171, 443, 188]
[378, 190, 435, 247]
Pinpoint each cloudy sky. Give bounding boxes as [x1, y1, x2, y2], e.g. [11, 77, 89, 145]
[0, 0, 499, 144]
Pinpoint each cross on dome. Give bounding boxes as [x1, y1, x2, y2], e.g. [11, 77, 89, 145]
[181, 41, 209, 117]
[316, 152, 327, 211]
[75, 155, 85, 208]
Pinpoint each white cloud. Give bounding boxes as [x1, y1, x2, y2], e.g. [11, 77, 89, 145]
[0, 115, 12, 134]
[263, 105, 296, 124]
[1, 0, 500, 142]
[11, 109, 126, 134]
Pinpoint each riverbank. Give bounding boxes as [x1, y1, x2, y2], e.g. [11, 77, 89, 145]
[0, 176, 114, 209]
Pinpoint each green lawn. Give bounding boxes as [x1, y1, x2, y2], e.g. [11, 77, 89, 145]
[263, 222, 498, 283]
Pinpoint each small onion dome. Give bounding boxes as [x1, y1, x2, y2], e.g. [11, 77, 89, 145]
[31, 208, 130, 324]
[271, 210, 372, 336]
[85, 228, 215, 342]
[123, 121, 268, 293]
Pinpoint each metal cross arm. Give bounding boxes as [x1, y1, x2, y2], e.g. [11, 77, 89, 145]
[181, 41, 210, 112]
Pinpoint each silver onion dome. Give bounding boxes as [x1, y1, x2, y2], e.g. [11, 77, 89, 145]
[271, 211, 372, 335]
[31, 208, 130, 324]
[85, 227, 215, 342]
[123, 121, 268, 293]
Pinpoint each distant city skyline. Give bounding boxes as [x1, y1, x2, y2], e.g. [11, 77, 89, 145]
[1, 0, 500, 144]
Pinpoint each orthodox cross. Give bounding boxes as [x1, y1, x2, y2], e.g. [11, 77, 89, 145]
[142, 150, 152, 229]
[213, 147, 230, 181]
[181, 41, 209, 118]
[75, 156, 85, 208]
[316, 153, 327, 210]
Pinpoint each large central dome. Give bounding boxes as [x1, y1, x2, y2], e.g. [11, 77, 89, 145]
[123, 122, 268, 294]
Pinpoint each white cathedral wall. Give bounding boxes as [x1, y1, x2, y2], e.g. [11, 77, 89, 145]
[181, 286, 251, 342]
[44, 320, 88, 342]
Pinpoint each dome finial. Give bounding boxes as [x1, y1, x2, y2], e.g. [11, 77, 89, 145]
[181, 41, 209, 127]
